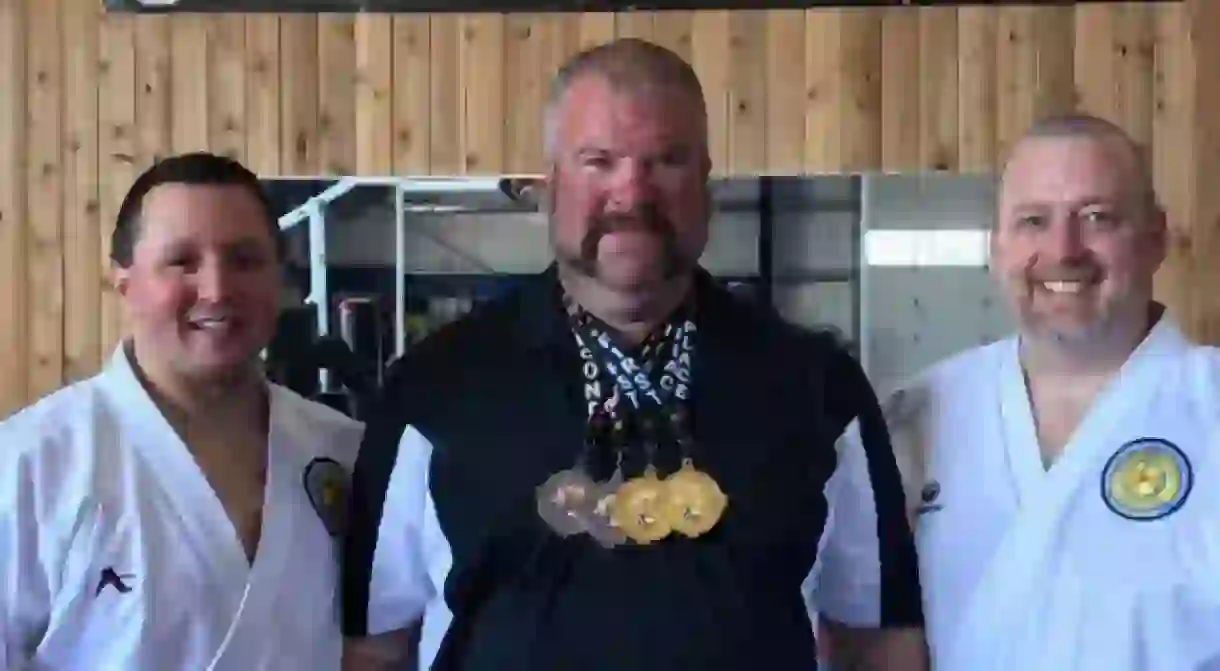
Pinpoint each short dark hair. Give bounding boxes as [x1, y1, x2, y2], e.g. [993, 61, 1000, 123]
[110, 152, 281, 268]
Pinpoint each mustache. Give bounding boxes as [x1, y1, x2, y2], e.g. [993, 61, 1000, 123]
[1024, 258, 1102, 283]
[579, 208, 674, 260]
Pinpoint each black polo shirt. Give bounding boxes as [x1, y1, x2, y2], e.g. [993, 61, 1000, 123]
[342, 266, 922, 670]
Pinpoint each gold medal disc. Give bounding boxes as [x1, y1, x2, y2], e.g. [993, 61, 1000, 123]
[609, 466, 673, 544]
[660, 460, 728, 538]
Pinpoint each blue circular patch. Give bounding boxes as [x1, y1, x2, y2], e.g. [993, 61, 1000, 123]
[1101, 437, 1192, 522]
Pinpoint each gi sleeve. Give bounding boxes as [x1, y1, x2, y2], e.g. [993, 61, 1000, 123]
[341, 361, 437, 638]
[0, 425, 52, 667]
[805, 345, 924, 629]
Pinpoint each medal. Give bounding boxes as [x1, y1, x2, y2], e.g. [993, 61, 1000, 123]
[585, 464, 628, 548]
[610, 465, 673, 544]
[561, 293, 729, 548]
[661, 458, 728, 538]
[536, 468, 597, 537]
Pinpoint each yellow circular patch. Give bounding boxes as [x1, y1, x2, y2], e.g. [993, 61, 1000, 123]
[1103, 439, 1191, 521]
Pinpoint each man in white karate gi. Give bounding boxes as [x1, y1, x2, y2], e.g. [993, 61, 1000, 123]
[0, 152, 364, 670]
[871, 114, 1220, 670]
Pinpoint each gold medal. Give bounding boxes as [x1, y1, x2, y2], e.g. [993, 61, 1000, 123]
[660, 459, 728, 538]
[536, 469, 597, 537]
[609, 465, 673, 544]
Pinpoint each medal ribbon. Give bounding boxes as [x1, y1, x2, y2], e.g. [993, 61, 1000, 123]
[569, 303, 696, 439]
[541, 295, 728, 548]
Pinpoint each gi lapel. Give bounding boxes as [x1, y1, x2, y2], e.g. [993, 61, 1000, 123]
[97, 345, 252, 601]
[202, 386, 314, 669]
[948, 319, 1188, 669]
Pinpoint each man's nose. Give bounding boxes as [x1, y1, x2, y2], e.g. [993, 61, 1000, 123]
[195, 259, 238, 302]
[1043, 217, 1087, 262]
[605, 159, 657, 214]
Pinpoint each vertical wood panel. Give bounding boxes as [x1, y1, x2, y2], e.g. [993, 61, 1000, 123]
[355, 15, 393, 175]
[1115, 4, 1155, 158]
[652, 11, 693, 62]
[727, 11, 766, 174]
[880, 8, 919, 172]
[1190, 0, 1220, 341]
[460, 16, 506, 174]
[1152, 3, 1194, 328]
[391, 16, 430, 174]
[245, 16, 281, 175]
[504, 14, 544, 175]
[838, 10, 882, 171]
[803, 11, 841, 172]
[690, 11, 729, 175]
[170, 17, 209, 154]
[62, 0, 99, 383]
[208, 15, 247, 163]
[1031, 7, 1075, 120]
[996, 8, 1037, 163]
[318, 15, 357, 174]
[97, 13, 135, 358]
[1074, 5, 1119, 123]
[0, 0, 28, 416]
[26, 0, 64, 399]
[429, 15, 460, 174]
[615, 11, 653, 41]
[280, 16, 318, 175]
[765, 10, 806, 174]
[577, 13, 615, 50]
[135, 17, 171, 167]
[919, 8, 957, 171]
[957, 7, 997, 171]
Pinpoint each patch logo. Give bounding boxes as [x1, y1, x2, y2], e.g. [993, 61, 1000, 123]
[916, 480, 942, 515]
[304, 457, 351, 537]
[1102, 438, 1192, 522]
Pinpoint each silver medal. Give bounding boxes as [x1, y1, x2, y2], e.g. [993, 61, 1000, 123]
[585, 467, 628, 548]
[536, 468, 597, 537]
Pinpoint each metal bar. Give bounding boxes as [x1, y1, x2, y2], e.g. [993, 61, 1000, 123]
[279, 178, 360, 231]
[856, 175, 870, 376]
[394, 182, 407, 360]
[307, 201, 331, 391]
[278, 177, 508, 231]
[770, 270, 854, 284]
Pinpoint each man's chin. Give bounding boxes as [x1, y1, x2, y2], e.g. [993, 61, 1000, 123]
[593, 262, 678, 293]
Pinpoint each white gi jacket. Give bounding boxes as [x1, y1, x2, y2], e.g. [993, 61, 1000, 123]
[880, 315, 1220, 670]
[0, 345, 363, 671]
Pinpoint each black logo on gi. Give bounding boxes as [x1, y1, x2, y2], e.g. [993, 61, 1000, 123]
[95, 567, 134, 596]
[304, 457, 350, 537]
[916, 481, 942, 515]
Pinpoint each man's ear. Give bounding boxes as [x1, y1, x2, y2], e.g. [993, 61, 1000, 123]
[112, 263, 131, 298]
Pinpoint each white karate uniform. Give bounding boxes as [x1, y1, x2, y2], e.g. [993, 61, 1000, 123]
[876, 315, 1220, 670]
[0, 344, 364, 671]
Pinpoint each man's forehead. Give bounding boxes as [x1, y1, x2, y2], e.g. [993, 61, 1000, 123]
[139, 183, 270, 238]
[1000, 135, 1137, 204]
[559, 75, 702, 148]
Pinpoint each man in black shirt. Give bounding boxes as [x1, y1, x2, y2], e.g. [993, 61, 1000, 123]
[341, 38, 926, 671]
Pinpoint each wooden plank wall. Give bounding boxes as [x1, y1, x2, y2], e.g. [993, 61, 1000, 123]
[0, 0, 1216, 418]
